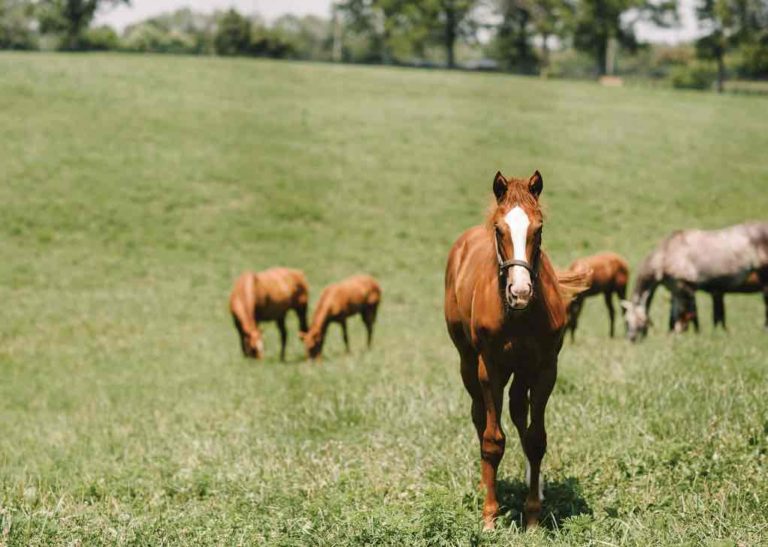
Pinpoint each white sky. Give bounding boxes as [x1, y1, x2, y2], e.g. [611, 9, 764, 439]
[96, 0, 700, 45]
[96, 0, 333, 30]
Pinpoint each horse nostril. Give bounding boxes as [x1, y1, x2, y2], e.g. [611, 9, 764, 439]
[511, 284, 532, 298]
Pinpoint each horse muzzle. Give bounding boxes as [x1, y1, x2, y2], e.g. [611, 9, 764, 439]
[506, 283, 532, 310]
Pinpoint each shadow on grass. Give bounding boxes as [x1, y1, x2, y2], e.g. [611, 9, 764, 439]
[496, 476, 592, 530]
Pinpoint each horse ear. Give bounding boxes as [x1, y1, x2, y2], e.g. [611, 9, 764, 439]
[493, 171, 507, 202]
[620, 300, 633, 311]
[529, 170, 543, 197]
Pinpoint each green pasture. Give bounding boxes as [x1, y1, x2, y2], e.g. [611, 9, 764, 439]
[0, 52, 767, 545]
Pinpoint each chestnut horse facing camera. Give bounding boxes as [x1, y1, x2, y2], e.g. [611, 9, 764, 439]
[300, 275, 381, 361]
[229, 268, 309, 361]
[565, 252, 629, 341]
[444, 170, 589, 530]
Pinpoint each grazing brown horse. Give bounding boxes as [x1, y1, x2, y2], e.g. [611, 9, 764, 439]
[229, 268, 309, 360]
[444, 171, 589, 529]
[300, 274, 381, 360]
[565, 252, 629, 341]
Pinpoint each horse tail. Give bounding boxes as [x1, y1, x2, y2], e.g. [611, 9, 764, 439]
[556, 265, 593, 305]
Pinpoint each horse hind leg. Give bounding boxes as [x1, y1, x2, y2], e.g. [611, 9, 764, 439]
[340, 320, 350, 353]
[712, 292, 726, 329]
[566, 298, 582, 343]
[763, 288, 768, 330]
[361, 304, 378, 348]
[604, 291, 616, 338]
[296, 302, 309, 334]
[277, 317, 288, 362]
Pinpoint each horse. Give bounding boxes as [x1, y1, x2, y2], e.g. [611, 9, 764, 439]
[673, 271, 767, 331]
[565, 252, 628, 341]
[444, 170, 589, 529]
[622, 222, 768, 342]
[300, 274, 381, 360]
[229, 268, 309, 360]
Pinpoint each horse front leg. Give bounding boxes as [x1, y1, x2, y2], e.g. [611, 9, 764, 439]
[477, 355, 507, 530]
[522, 362, 557, 529]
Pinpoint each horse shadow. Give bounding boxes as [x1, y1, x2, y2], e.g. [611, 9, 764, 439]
[494, 476, 592, 531]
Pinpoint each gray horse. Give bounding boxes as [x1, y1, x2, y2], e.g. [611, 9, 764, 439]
[623, 222, 768, 342]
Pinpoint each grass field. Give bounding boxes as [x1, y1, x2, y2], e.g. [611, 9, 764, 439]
[1, 52, 767, 545]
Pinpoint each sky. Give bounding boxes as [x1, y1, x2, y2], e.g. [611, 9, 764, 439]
[96, 0, 333, 30]
[95, 0, 701, 45]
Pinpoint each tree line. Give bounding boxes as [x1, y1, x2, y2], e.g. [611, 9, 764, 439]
[1, 0, 767, 91]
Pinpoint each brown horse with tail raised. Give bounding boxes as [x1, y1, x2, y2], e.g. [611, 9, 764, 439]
[444, 170, 589, 529]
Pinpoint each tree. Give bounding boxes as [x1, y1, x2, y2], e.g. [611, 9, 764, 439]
[214, 8, 251, 56]
[573, 0, 676, 75]
[122, 8, 215, 54]
[0, 0, 38, 50]
[696, 0, 768, 91]
[490, 0, 538, 73]
[38, 0, 129, 50]
[526, 0, 574, 68]
[338, 0, 415, 63]
[426, 0, 478, 68]
[270, 14, 333, 61]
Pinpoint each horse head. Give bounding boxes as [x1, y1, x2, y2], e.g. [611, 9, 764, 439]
[244, 329, 265, 359]
[490, 170, 544, 310]
[621, 300, 651, 342]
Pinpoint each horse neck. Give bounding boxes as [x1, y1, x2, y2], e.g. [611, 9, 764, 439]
[308, 292, 332, 338]
[632, 259, 658, 311]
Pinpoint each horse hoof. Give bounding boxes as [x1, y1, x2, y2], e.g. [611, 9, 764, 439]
[524, 500, 542, 530]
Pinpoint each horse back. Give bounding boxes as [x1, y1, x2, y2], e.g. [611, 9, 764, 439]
[320, 275, 381, 319]
[570, 252, 629, 294]
[253, 267, 309, 319]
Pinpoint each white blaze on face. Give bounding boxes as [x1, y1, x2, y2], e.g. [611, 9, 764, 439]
[504, 206, 532, 300]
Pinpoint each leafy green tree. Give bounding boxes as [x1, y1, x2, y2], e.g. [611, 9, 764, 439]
[270, 14, 333, 61]
[121, 8, 214, 54]
[38, 0, 129, 50]
[696, 0, 768, 91]
[214, 8, 251, 56]
[338, 0, 417, 63]
[738, 33, 768, 78]
[422, 0, 478, 68]
[0, 0, 37, 50]
[527, 0, 575, 68]
[490, 0, 538, 73]
[339, 0, 477, 67]
[573, 0, 676, 75]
